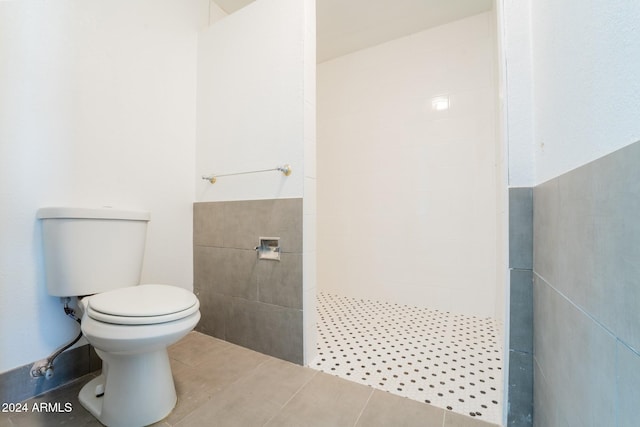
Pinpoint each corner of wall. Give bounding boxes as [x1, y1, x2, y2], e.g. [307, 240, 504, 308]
[507, 187, 533, 427]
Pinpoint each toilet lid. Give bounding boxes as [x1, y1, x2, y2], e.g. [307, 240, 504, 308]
[87, 284, 199, 325]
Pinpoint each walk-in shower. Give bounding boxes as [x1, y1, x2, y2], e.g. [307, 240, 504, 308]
[315, 3, 505, 425]
[311, 294, 503, 424]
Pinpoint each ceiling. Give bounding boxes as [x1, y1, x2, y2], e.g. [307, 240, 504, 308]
[213, 0, 494, 62]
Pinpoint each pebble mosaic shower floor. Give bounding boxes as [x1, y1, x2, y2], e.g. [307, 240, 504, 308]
[311, 292, 504, 425]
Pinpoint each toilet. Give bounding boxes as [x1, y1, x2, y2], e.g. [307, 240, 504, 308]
[37, 207, 201, 427]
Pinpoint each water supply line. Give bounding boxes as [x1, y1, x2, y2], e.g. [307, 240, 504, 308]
[30, 298, 83, 379]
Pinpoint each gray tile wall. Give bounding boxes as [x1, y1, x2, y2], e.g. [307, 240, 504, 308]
[508, 187, 534, 427]
[193, 198, 304, 365]
[509, 188, 533, 271]
[0, 344, 101, 404]
[532, 140, 640, 427]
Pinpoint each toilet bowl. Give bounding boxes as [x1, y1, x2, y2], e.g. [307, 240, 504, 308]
[78, 285, 200, 427]
[37, 207, 201, 427]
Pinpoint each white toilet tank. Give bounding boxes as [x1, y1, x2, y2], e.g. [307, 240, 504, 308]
[37, 207, 151, 297]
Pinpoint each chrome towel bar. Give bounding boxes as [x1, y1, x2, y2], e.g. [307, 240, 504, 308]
[202, 164, 292, 184]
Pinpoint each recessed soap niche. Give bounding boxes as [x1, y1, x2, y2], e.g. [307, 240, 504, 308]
[256, 237, 280, 261]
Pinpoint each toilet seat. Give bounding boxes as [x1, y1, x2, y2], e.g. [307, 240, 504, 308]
[87, 284, 199, 325]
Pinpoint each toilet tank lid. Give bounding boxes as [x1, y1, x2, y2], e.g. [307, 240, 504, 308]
[37, 207, 150, 221]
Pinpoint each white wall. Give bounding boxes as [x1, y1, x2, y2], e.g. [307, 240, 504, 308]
[196, 0, 317, 363]
[208, 0, 228, 24]
[301, 0, 318, 365]
[318, 13, 501, 318]
[530, 0, 640, 184]
[196, 0, 306, 203]
[0, 0, 207, 374]
[500, 0, 534, 187]
[503, 0, 640, 186]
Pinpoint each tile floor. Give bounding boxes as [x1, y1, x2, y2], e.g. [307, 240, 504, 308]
[311, 293, 504, 425]
[1, 332, 499, 427]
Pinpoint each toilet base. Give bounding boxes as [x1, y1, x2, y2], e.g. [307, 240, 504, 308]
[79, 349, 176, 427]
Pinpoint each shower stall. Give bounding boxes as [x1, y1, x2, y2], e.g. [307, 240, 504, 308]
[315, 8, 506, 425]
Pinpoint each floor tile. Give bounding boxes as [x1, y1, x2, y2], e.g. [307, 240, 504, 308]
[163, 337, 270, 425]
[168, 331, 231, 367]
[265, 372, 372, 427]
[355, 389, 445, 427]
[161, 360, 221, 425]
[195, 341, 270, 387]
[175, 358, 316, 427]
[6, 330, 504, 427]
[232, 358, 317, 406]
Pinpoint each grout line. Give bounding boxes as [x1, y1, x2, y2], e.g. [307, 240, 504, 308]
[211, 347, 271, 391]
[617, 338, 640, 358]
[532, 353, 571, 426]
[351, 388, 375, 427]
[509, 348, 533, 356]
[533, 272, 633, 348]
[261, 370, 319, 427]
[280, 370, 318, 410]
[509, 267, 533, 272]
